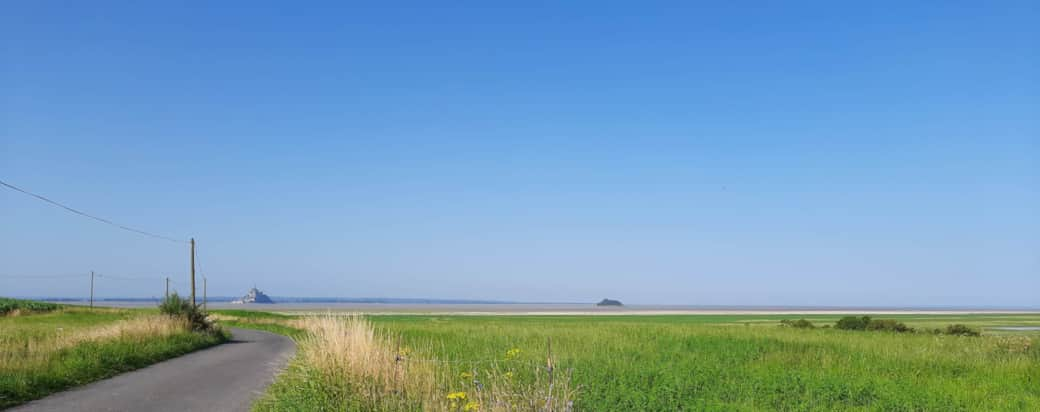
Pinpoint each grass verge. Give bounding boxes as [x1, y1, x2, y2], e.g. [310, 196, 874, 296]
[211, 309, 306, 339]
[0, 302, 229, 409]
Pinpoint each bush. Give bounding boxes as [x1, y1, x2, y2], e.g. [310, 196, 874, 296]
[944, 324, 980, 337]
[834, 316, 914, 333]
[780, 319, 816, 329]
[866, 319, 913, 333]
[159, 293, 213, 332]
[835, 316, 872, 331]
[0, 297, 61, 315]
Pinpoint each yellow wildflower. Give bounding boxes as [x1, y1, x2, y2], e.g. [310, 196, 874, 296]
[505, 348, 521, 360]
[463, 401, 481, 411]
[447, 391, 467, 401]
[460, 371, 474, 380]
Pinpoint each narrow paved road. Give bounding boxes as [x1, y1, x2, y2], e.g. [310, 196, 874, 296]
[10, 328, 295, 412]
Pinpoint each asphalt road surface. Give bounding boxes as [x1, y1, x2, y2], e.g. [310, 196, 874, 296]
[9, 328, 295, 412]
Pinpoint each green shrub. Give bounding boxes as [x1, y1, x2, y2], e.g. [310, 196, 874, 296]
[0, 297, 61, 315]
[944, 324, 980, 337]
[159, 293, 212, 332]
[835, 316, 872, 330]
[866, 319, 913, 333]
[834, 317, 914, 333]
[780, 319, 816, 329]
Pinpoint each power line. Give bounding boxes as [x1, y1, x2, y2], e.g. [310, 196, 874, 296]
[95, 273, 164, 281]
[0, 273, 178, 282]
[0, 273, 84, 279]
[0, 179, 187, 243]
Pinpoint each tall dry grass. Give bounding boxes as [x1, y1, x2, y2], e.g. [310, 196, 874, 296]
[282, 314, 576, 411]
[0, 315, 191, 372]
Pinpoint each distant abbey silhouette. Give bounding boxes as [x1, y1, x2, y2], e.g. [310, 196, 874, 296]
[232, 287, 274, 304]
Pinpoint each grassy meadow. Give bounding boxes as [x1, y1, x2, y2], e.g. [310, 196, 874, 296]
[0, 299, 228, 409]
[219, 311, 1040, 411]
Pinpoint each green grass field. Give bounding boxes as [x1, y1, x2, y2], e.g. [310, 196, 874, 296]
[224, 312, 1040, 411]
[0, 302, 228, 409]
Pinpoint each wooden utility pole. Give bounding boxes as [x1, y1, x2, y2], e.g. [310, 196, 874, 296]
[190, 238, 196, 306]
[165, 276, 170, 298]
[89, 271, 95, 309]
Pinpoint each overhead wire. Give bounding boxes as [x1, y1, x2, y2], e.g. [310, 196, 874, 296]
[0, 179, 187, 243]
[94, 273, 165, 281]
[0, 273, 85, 279]
[2, 180, 205, 299]
[0, 273, 179, 282]
[1, 273, 174, 282]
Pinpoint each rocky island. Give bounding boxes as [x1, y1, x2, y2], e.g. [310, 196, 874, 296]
[232, 287, 275, 304]
[596, 298, 623, 307]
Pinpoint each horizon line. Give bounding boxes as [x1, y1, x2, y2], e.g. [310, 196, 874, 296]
[11, 296, 1040, 311]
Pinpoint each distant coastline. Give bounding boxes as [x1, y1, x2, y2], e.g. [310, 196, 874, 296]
[18, 297, 1040, 313]
[26, 296, 534, 305]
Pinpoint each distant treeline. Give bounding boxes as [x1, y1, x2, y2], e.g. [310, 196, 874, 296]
[780, 316, 982, 336]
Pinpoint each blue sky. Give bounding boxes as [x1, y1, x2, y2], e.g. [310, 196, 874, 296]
[2, 1, 1037, 306]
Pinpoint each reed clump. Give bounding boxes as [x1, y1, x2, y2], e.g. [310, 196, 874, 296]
[259, 314, 575, 411]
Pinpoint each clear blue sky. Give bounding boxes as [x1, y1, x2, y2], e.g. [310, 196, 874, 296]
[2, 1, 1037, 306]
